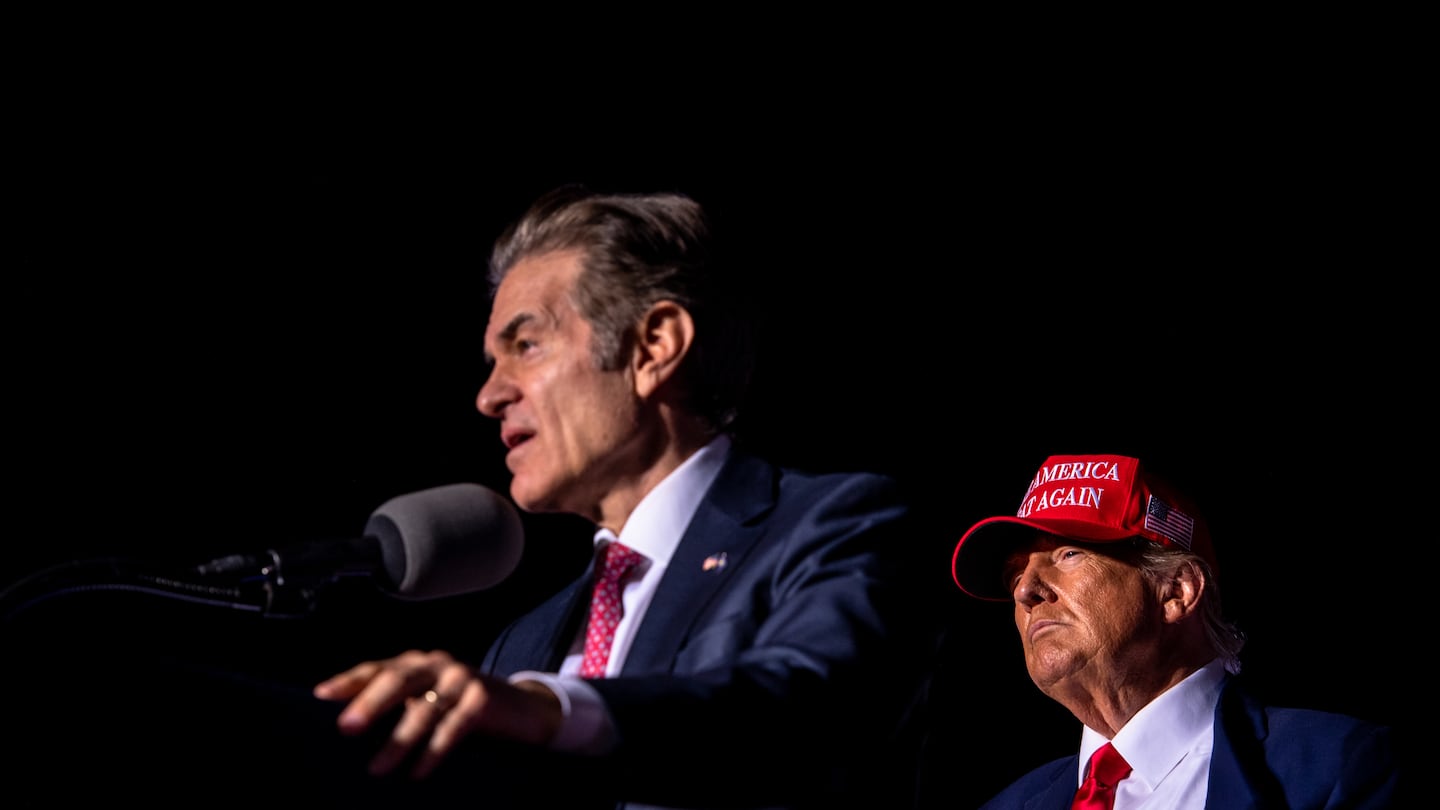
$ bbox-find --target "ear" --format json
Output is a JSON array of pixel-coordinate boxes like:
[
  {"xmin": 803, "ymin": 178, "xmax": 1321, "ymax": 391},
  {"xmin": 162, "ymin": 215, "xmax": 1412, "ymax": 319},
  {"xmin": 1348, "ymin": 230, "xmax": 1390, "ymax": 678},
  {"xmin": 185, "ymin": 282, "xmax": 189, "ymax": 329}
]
[
  {"xmin": 1160, "ymin": 560, "xmax": 1206, "ymax": 624},
  {"xmin": 630, "ymin": 300, "xmax": 695, "ymax": 400}
]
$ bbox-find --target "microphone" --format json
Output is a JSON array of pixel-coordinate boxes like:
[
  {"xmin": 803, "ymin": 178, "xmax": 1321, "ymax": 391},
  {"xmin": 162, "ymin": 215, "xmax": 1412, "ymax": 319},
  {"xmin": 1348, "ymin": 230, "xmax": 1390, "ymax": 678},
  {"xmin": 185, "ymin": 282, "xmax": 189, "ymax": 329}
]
[{"xmin": 194, "ymin": 483, "xmax": 524, "ymax": 601}]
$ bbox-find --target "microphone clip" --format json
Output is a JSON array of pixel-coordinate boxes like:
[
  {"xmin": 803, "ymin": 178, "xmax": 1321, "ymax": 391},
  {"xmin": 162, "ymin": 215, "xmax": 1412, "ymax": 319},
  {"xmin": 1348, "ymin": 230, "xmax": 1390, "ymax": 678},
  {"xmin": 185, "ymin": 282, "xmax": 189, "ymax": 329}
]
[{"xmin": 188, "ymin": 547, "xmax": 340, "ymax": 618}]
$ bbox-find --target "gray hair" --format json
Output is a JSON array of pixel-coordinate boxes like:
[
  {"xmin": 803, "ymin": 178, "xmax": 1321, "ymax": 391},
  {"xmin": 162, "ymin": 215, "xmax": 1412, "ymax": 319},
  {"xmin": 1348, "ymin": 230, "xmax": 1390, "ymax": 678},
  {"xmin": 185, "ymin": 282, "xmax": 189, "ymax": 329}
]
[
  {"xmin": 1134, "ymin": 542, "xmax": 1246, "ymax": 674},
  {"xmin": 489, "ymin": 185, "xmax": 754, "ymax": 433}
]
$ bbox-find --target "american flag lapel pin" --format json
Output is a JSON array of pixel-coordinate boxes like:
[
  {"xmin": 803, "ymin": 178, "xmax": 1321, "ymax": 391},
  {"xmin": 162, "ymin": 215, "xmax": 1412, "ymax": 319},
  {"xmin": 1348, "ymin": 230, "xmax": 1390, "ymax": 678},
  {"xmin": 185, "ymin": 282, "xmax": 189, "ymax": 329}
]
[{"xmin": 702, "ymin": 552, "xmax": 727, "ymax": 572}]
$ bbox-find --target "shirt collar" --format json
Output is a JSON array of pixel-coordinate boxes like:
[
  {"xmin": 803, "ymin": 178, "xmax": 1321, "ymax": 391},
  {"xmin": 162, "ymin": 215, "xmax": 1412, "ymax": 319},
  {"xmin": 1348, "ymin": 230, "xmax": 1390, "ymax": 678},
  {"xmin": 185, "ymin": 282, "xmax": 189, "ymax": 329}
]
[
  {"xmin": 591, "ymin": 434, "xmax": 732, "ymax": 568},
  {"xmin": 1080, "ymin": 659, "xmax": 1227, "ymax": 788}
]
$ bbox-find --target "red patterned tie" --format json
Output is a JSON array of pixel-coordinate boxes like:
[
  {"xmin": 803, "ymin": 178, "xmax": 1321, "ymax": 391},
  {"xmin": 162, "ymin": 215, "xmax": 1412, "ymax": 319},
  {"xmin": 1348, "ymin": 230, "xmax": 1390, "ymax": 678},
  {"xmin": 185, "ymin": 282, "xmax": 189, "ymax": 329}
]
[
  {"xmin": 579, "ymin": 541, "xmax": 644, "ymax": 678},
  {"xmin": 1072, "ymin": 742, "xmax": 1131, "ymax": 810}
]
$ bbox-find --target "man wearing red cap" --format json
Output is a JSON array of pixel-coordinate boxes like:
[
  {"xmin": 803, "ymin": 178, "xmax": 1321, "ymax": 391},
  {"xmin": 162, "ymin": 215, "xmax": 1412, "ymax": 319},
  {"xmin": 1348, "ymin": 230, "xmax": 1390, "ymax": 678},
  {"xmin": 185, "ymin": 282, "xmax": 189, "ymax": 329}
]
[{"xmin": 951, "ymin": 454, "xmax": 1398, "ymax": 809}]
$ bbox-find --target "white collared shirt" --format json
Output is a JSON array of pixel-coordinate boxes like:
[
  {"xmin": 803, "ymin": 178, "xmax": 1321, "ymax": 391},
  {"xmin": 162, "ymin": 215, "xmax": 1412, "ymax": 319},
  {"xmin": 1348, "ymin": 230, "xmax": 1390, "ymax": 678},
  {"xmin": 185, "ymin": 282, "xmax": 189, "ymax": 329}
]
[
  {"xmin": 510, "ymin": 434, "xmax": 732, "ymax": 754},
  {"xmin": 1080, "ymin": 659, "xmax": 1227, "ymax": 810}
]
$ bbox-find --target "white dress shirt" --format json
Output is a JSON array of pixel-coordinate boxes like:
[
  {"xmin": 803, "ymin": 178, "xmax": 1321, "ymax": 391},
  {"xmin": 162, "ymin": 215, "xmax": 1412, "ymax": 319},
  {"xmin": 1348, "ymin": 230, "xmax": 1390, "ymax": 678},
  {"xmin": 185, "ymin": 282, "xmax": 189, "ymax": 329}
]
[
  {"xmin": 509, "ymin": 434, "xmax": 731, "ymax": 754},
  {"xmin": 1081, "ymin": 659, "xmax": 1227, "ymax": 810}
]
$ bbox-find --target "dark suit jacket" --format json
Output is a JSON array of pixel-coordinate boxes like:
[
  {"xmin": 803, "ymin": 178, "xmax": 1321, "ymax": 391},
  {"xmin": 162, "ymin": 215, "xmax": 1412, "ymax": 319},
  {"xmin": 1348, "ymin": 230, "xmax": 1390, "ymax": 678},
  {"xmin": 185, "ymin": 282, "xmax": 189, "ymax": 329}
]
[
  {"xmin": 978, "ymin": 676, "xmax": 1399, "ymax": 809},
  {"xmin": 480, "ymin": 445, "xmax": 944, "ymax": 810}
]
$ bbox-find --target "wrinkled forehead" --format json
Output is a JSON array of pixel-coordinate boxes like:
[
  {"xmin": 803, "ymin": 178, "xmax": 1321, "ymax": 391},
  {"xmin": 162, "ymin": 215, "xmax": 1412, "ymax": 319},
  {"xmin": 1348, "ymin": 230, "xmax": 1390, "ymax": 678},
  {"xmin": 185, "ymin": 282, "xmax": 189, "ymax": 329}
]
[
  {"xmin": 484, "ymin": 251, "xmax": 587, "ymax": 343},
  {"xmin": 492, "ymin": 250, "xmax": 585, "ymax": 309}
]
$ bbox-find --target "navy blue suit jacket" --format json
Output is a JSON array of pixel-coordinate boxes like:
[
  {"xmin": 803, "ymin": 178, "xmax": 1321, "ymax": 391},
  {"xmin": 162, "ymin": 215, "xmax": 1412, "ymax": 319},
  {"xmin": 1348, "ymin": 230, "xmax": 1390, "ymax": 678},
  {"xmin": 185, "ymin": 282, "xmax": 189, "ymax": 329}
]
[
  {"xmin": 978, "ymin": 677, "xmax": 1399, "ymax": 809},
  {"xmin": 481, "ymin": 445, "xmax": 942, "ymax": 809}
]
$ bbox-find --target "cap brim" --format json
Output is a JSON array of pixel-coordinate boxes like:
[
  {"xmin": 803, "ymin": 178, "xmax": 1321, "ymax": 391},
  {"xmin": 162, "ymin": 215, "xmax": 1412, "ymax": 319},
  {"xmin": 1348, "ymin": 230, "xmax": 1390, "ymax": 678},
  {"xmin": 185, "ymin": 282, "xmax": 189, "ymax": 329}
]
[{"xmin": 951, "ymin": 516, "xmax": 1137, "ymax": 601}]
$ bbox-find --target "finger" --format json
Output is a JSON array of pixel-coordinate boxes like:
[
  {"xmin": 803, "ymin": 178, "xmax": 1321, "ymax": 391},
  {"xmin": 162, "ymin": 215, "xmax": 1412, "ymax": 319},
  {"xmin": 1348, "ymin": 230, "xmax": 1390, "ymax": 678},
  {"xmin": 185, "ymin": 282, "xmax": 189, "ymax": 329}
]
[
  {"xmin": 369, "ymin": 686, "xmax": 462, "ymax": 777},
  {"xmin": 428, "ymin": 663, "xmax": 473, "ymax": 708},
  {"xmin": 336, "ymin": 655, "xmax": 439, "ymax": 736},
  {"xmin": 411, "ymin": 678, "xmax": 488, "ymax": 780},
  {"xmin": 312, "ymin": 660, "xmax": 383, "ymax": 701}
]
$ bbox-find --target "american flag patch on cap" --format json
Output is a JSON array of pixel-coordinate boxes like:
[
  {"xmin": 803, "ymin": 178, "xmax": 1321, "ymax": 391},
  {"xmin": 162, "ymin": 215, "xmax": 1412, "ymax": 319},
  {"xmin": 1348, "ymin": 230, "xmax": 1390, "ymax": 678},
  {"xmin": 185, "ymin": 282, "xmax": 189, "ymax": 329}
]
[{"xmin": 1144, "ymin": 495, "xmax": 1195, "ymax": 550}]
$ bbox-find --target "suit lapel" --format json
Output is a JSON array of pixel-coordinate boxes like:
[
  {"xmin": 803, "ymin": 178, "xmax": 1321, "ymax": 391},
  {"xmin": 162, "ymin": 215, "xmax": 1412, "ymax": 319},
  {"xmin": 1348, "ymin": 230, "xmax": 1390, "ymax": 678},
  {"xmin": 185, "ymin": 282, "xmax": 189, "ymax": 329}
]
[
  {"xmin": 619, "ymin": 448, "xmax": 776, "ymax": 674},
  {"xmin": 1032, "ymin": 759, "xmax": 1081, "ymax": 810},
  {"xmin": 484, "ymin": 572, "xmax": 593, "ymax": 676},
  {"xmin": 1205, "ymin": 678, "xmax": 1279, "ymax": 810}
]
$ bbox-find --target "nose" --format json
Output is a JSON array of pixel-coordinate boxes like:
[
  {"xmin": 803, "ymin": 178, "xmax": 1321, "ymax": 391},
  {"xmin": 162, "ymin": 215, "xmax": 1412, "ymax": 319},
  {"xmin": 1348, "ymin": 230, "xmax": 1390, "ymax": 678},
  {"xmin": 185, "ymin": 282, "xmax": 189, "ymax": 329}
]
[
  {"xmin": 476, "ymin": 365, "xmax": 515, "ymax": 419},
  {"xmin": 1013, "ymin": 560, "xmax": 1052, "ymax": 608}
]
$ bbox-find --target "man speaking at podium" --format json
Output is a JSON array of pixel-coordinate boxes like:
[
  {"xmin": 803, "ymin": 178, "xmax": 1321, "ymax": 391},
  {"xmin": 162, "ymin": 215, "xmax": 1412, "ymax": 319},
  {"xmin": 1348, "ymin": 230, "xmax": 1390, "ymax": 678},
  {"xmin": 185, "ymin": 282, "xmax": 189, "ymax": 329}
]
[{"xmin": 310, "ymin": 186, "xmax": 941, "ymax": 810}]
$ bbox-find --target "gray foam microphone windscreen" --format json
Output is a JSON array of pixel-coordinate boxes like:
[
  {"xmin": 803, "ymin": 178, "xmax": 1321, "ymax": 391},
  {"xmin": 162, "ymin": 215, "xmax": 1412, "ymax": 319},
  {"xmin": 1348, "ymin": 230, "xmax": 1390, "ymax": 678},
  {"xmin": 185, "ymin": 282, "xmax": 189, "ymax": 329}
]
[{"xmin": 363, "ymin": 483, "xmax": 524, "ymax": 600}]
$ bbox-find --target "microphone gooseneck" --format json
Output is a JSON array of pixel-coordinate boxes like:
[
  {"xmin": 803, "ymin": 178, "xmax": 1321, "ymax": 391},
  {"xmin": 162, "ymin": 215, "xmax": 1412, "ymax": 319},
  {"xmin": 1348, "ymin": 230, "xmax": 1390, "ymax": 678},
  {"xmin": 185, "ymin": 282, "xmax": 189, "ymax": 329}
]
[{"xmin": 1, "ymin": 483, "xmax": 525, "ymax": 622}]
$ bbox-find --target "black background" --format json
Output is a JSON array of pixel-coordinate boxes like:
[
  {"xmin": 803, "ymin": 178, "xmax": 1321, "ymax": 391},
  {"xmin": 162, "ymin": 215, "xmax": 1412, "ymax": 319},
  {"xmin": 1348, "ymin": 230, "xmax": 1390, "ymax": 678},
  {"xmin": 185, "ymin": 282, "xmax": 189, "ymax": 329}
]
[{"xmin": 6, "ymin": 38, "xmax": 1416, "ymax": 807}]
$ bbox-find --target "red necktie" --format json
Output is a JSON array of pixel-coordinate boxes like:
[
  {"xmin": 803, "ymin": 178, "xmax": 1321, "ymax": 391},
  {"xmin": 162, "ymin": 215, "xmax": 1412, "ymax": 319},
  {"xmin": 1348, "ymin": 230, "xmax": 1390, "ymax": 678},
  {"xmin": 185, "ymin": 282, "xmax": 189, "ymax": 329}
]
[
  {"xmin": 1072, "ymin": 742, "xmax": 1131, "ymax": 810},
  {"xmin": 579, "ymin": 541, "xmax": 644, "ymax": 678}
]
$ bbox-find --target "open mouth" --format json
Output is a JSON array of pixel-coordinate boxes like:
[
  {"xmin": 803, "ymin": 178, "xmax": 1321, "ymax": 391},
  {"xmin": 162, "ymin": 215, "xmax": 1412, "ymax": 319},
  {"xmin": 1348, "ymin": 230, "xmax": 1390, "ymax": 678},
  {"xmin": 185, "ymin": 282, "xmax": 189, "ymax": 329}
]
[{"xmin": 502, "ymin": 428, "xmax": 535, "ymax": 450}]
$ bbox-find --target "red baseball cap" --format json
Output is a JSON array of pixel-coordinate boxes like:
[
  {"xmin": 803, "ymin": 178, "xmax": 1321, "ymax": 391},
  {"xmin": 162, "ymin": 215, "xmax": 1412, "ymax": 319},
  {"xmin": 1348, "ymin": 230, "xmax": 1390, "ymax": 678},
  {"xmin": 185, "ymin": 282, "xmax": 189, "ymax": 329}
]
[{"xmin": 950, "ymin": 454, "xmax": 1216, "ymax": 601}]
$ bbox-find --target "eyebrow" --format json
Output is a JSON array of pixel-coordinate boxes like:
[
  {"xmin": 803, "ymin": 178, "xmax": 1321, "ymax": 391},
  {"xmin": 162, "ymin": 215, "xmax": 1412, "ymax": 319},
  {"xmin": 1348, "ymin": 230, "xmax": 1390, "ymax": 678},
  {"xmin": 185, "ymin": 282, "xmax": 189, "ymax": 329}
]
[{"xmin": 483, "ymin": 311, "xmax": 536, "ymax": 365}]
